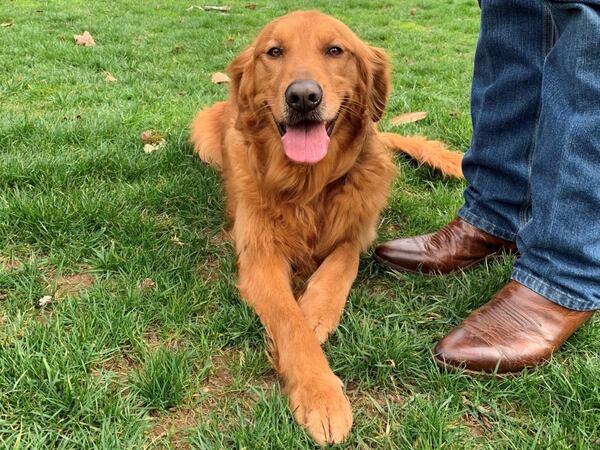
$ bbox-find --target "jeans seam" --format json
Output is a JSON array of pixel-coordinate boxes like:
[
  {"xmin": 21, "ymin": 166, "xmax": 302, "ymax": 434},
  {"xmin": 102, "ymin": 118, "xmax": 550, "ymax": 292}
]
[
  {"xmin": 512, "ymin": 268, "xmax": 597, "ymax": 311},
  {"xmin": 518, "ymin": 6, "xmax": 556, "ymax": 227}
]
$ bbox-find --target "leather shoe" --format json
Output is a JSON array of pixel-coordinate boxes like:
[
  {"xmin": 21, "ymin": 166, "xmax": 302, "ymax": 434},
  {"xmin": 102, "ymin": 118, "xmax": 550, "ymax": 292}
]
[
  {"xmin": 433, "ymin": 281, "xmax": 595, "ymax": 375},
  {"xmin": 374, "ymin": 217, "xmax": 516, "ymax": 275}
]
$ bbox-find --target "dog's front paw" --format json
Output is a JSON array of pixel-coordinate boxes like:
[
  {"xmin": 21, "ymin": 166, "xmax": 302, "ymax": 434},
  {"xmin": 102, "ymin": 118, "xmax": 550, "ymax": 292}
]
[{"xmin": 287, "ymin": 374, "xmax": 353, "ymax": 446}]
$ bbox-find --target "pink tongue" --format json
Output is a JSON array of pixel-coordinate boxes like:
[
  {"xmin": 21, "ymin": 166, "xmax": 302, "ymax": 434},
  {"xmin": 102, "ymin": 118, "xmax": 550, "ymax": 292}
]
[{"xmin": 281, "ymin": 122, "xmax": 329, "ymax": 164}]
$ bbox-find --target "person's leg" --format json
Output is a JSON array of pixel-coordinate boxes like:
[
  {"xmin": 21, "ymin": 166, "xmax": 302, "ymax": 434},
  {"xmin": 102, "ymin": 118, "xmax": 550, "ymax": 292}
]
[
  {"xmin": 433, "ymin": 0, "xmax": 599, "ymax": 375},
  {"xmin": 458, "ymin": 0, "xmax": 554, "ymax": 242},
  {"xmin": 512, "ymin": 0, "xmax": 600, "ymax": 312},
  {"xmin": 374, "ymin": 0, "xmax": 549, "ymax": 274}
]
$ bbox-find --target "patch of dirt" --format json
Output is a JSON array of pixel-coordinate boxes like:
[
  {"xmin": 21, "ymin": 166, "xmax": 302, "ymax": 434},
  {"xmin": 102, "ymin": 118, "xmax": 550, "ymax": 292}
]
[
  {"xmin": 462, "ymin": 412, "xmax": 487, "ymax": 438},
  {"xmin": 146, "ymin": 350, "xmax": 278, "ymax": 448},
  {"xmin": 210, "ymin": 229, "xmax": 232, "ymax": 246},
  {"xmin": 143, "ymin": 329, "xmax": 187, "ymax": 351},
  {"xmin": 0, "ymin": 256, "xmax": 22, "ymax": 271},
  {"xmin": 90, "ymin": 353, "xmax": 139, "ymax": 386},
  {"xmin": 196, "ymin": 255, "xmax": 221, "ymax": 283},
  {"xmin": 149, "ymin": 407, "xmax": 198, "ymax": 450},
  {"xmin": 45, "ymin": 272, "xmax": 95, "ymax": 299},
  {"xmin": 348, "ymin": 384, "xmax": 405, "ymax": 416}
]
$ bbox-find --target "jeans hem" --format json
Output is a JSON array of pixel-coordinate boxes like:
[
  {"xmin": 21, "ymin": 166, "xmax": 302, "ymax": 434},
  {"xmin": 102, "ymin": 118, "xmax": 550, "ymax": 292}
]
[
  {"xmin": 512, "ymin": 268, "xmax": 598, "ymax": 311},
  {"xmin": 457, "ymin": 207, "xmax": 517, "ymax": 242}
]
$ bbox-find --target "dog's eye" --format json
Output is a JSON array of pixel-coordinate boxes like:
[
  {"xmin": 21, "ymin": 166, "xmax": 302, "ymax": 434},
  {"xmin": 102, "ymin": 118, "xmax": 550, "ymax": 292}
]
[
  {"xmin": 267, "ymin": 47, "xmax": 283, "ymax": 58},
  {"xmin": 326, "ymin": 46, "xmax": 343, "ymax": 57}
]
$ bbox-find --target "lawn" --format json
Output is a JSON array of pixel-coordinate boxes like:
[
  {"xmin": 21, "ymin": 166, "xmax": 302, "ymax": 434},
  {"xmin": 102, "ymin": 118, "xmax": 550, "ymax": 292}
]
[{"xmin": 1, "ymin": 0, "xmax": 599, "ymax": 448}]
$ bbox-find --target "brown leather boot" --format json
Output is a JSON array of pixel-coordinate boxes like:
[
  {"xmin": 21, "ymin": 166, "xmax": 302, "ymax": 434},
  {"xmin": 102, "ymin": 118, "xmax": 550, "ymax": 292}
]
[
  {"xmin": 374, "ymin": 217, "xmax": 517, "ymax": 275},
  {"xmin": 434, "ymin": 281, "xmax": 595, "ymax": 375}
]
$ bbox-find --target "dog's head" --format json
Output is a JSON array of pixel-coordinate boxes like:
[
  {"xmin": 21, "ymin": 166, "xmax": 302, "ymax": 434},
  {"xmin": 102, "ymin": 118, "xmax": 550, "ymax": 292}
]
[{"xmin": 227, "ymin": 11, "xmax": 390, "ymax": 165}]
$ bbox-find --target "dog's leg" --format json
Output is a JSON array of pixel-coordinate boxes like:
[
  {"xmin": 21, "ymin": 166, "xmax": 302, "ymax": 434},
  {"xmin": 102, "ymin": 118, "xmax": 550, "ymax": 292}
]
[
  {"xmin": 298, "ymin": 242, "xmax": 360, "ymax": 344},
  {"xmin": 237, "ymin": 248, "xmax": 353, "ymax": 446}
]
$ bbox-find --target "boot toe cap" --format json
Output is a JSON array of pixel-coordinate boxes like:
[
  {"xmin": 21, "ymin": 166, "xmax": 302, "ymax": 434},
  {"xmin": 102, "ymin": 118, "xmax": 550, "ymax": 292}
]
[{"xmin": 433, "ymin": 329, "xmax": 507, "ymax": 373}]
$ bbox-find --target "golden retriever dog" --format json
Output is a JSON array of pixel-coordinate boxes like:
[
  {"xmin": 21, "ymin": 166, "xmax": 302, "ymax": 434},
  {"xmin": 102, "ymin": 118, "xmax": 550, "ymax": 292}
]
[{"xmin": 190, "ymin": 10, "xmax": 462, "ymax": 445}]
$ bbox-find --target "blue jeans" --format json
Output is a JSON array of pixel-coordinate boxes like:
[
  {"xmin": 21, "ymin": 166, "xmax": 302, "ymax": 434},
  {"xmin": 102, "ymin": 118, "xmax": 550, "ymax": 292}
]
[{"xmin": 458, "ymin": 0, "xmax": 600, "ymax": 311}]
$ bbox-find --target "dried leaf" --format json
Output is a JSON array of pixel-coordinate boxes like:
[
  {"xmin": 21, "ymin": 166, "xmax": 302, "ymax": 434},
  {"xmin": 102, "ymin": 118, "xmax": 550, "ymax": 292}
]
[
  {"xmin": 144, "ymin": 142, "xmax": 165, "ymax": 154},
  {"xmin": 201, "ymin": 5, "xmax": 231, "ymax": 12},
  {"xmin": 1, "ymin": 22, "xmax": 14, "ymax": 28},
  {"xmin": 38, "ymin": 295, "xmax": 53, "ymax": 308},
  {"xmin": 140, "ymin": 129, "xmax": 164, "ymax": 145},
  {"xmin": 171, "ymin": 235, "xmax": 185, "ymax": 246},
  {"xmin": 187, "ymin": 5, "xmax": 231, "ymax": 12},
  {"xmin": 103, "ymin": 71, "xmax": 117, "ymax": 82},
  {"xmin": 449, "ymin": 111, "xmax": 462, "ymax": 117},
  {"xmin": 74, "ymin": 30, "xmax": 96, "ymax": 47},
  {"xmin": 141, "ymin": 130, "xmax": 166, "ymax": 154},
  {"xmin": 389, "ymin": 111, "xmax": 428, "ymax": 125},
  {"xmin": 211, "ymin": 72, "xmax": 230, "ymax": 84},
  {"xmin": 245, "ymin": 3, "xmax": 257, "ymax": 9},
  {"xmin": 172, "ymin": 44, "xmax": 185, "ymax": 54},
  {"xmin": 139, "ymin": 278, "xmax": 156, "ymax": 290}
]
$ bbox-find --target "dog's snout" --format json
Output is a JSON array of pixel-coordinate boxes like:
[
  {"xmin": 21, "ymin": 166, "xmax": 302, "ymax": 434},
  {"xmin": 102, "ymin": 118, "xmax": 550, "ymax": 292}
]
[{"xmin": 285, "ymin": 79, "xmax": 323, "ymax": 114}]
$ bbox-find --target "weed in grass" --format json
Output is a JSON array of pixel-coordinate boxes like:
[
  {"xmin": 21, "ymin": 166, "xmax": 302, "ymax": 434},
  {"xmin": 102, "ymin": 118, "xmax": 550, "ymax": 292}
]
[{"xmin": 130, "ymin": 346, "xmax": 192, "ymax": 410}]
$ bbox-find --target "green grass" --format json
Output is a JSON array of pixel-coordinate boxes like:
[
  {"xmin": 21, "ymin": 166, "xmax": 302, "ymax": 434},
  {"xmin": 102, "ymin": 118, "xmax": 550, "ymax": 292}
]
[{"xmin": 1, "ymin": 0, "xmax": 598, "ymax": 448}]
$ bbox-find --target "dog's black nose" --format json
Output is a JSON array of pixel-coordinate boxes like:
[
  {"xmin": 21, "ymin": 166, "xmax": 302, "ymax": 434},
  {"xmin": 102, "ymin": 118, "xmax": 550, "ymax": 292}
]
[{"xmin": 285, "ymin": 79, "xmax": 323, "ymax": 114}]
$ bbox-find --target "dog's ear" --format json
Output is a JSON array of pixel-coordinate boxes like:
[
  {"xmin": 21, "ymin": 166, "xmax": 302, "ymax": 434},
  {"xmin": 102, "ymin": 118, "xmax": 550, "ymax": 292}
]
[
  {"xmin": 227, "ymin": 46, "xmax": 255, "ymax": 108},
  {"xmin": 366, "ymin": 46, "xmax": 390, "ymax": 122}
]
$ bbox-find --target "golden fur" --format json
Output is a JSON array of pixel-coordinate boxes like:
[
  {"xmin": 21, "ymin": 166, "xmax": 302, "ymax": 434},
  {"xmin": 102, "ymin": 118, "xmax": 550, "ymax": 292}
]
[{"xmin": 190, "ymin": 11, "xmax": 463, "ymax": 445}]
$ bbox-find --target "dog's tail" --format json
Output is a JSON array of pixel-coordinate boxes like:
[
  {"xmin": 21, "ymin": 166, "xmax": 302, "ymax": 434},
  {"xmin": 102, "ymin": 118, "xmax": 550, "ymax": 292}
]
[
  {"xmin": 190, "ymin": 101, "xmax": 228, "ymax": 170},
  {"xmin": 379, "ymin": 132, "xmax": 464, "ymax": 178}
]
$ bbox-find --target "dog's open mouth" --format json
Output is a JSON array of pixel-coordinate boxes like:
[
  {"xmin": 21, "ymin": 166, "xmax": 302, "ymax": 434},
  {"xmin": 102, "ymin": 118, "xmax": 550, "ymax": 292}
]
[{"xmin": 277, "ymin": 116, "xmax": 338, "ymax": 164}]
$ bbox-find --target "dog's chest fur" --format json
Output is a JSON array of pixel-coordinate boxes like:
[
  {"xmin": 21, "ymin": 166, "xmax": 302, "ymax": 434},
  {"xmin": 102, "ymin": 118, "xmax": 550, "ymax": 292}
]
[{"xmin": 227, "ymin": 140, "xmax": 396, "ymax": 278}]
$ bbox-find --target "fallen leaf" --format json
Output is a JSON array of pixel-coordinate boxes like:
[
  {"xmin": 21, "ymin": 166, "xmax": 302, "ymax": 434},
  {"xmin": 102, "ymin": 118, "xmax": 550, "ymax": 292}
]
[
  {"xmin": 0, "ymin": 292, "xmax": 7, "ymax": 300},
  {"xmin": 245, "ymin": 3, "xmax": 257, "ymax": 9},
  {"xmin": 172, "ymin": 44, "xmax": 185, "ymax": 54},
  {"xmin": 409, "ymin": 8, "xmax": 417, "ymax": 16},
  {"xmin": 140, "ymin": 129, "xmax": 164, "ymax": 144},
  {"xmin": 141, "ymin": 130, "xmax": 166, "ymax": 154},
  {"xmin": 38, "ymin": 295, "xmax": 53, "ymax": 308},
  {"xmin": 449, "ymin": 111, "xmax": 462, "ymax": 117},
  {"xmin": 1, "ymin": 22, "xmax": 14, "ymax": 28},
  {"xmin": 187, "ymin": 5, "xmax": 231, "ymax": 12},
  {"xmin": 139, "ymin": 278, "xmax": 156, "ymax": 290},
  {"xmin": 74, "ymin": 30, "xmax": 96, "ymax": 47},
  {"xmin": 171, "ymin": 235, "xmax": 185, "ymax": 246},
  {"xmin": 389, "ymin": 111, "xmax": 428, "ymax": 125},
  {"xmin": 211, "ymin": 72, "xmax": 230, "ymax": 84},
  {"xmin": 144, "ymin": 142, "xmax": 165, "ymax": 154},
  {"xmin": 103, "ymin": 71, "xmax": 117, "ymax": 82},
  {"xmin": 201, "ymin": 5, "xmax": 231, "ymax": 12}
]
